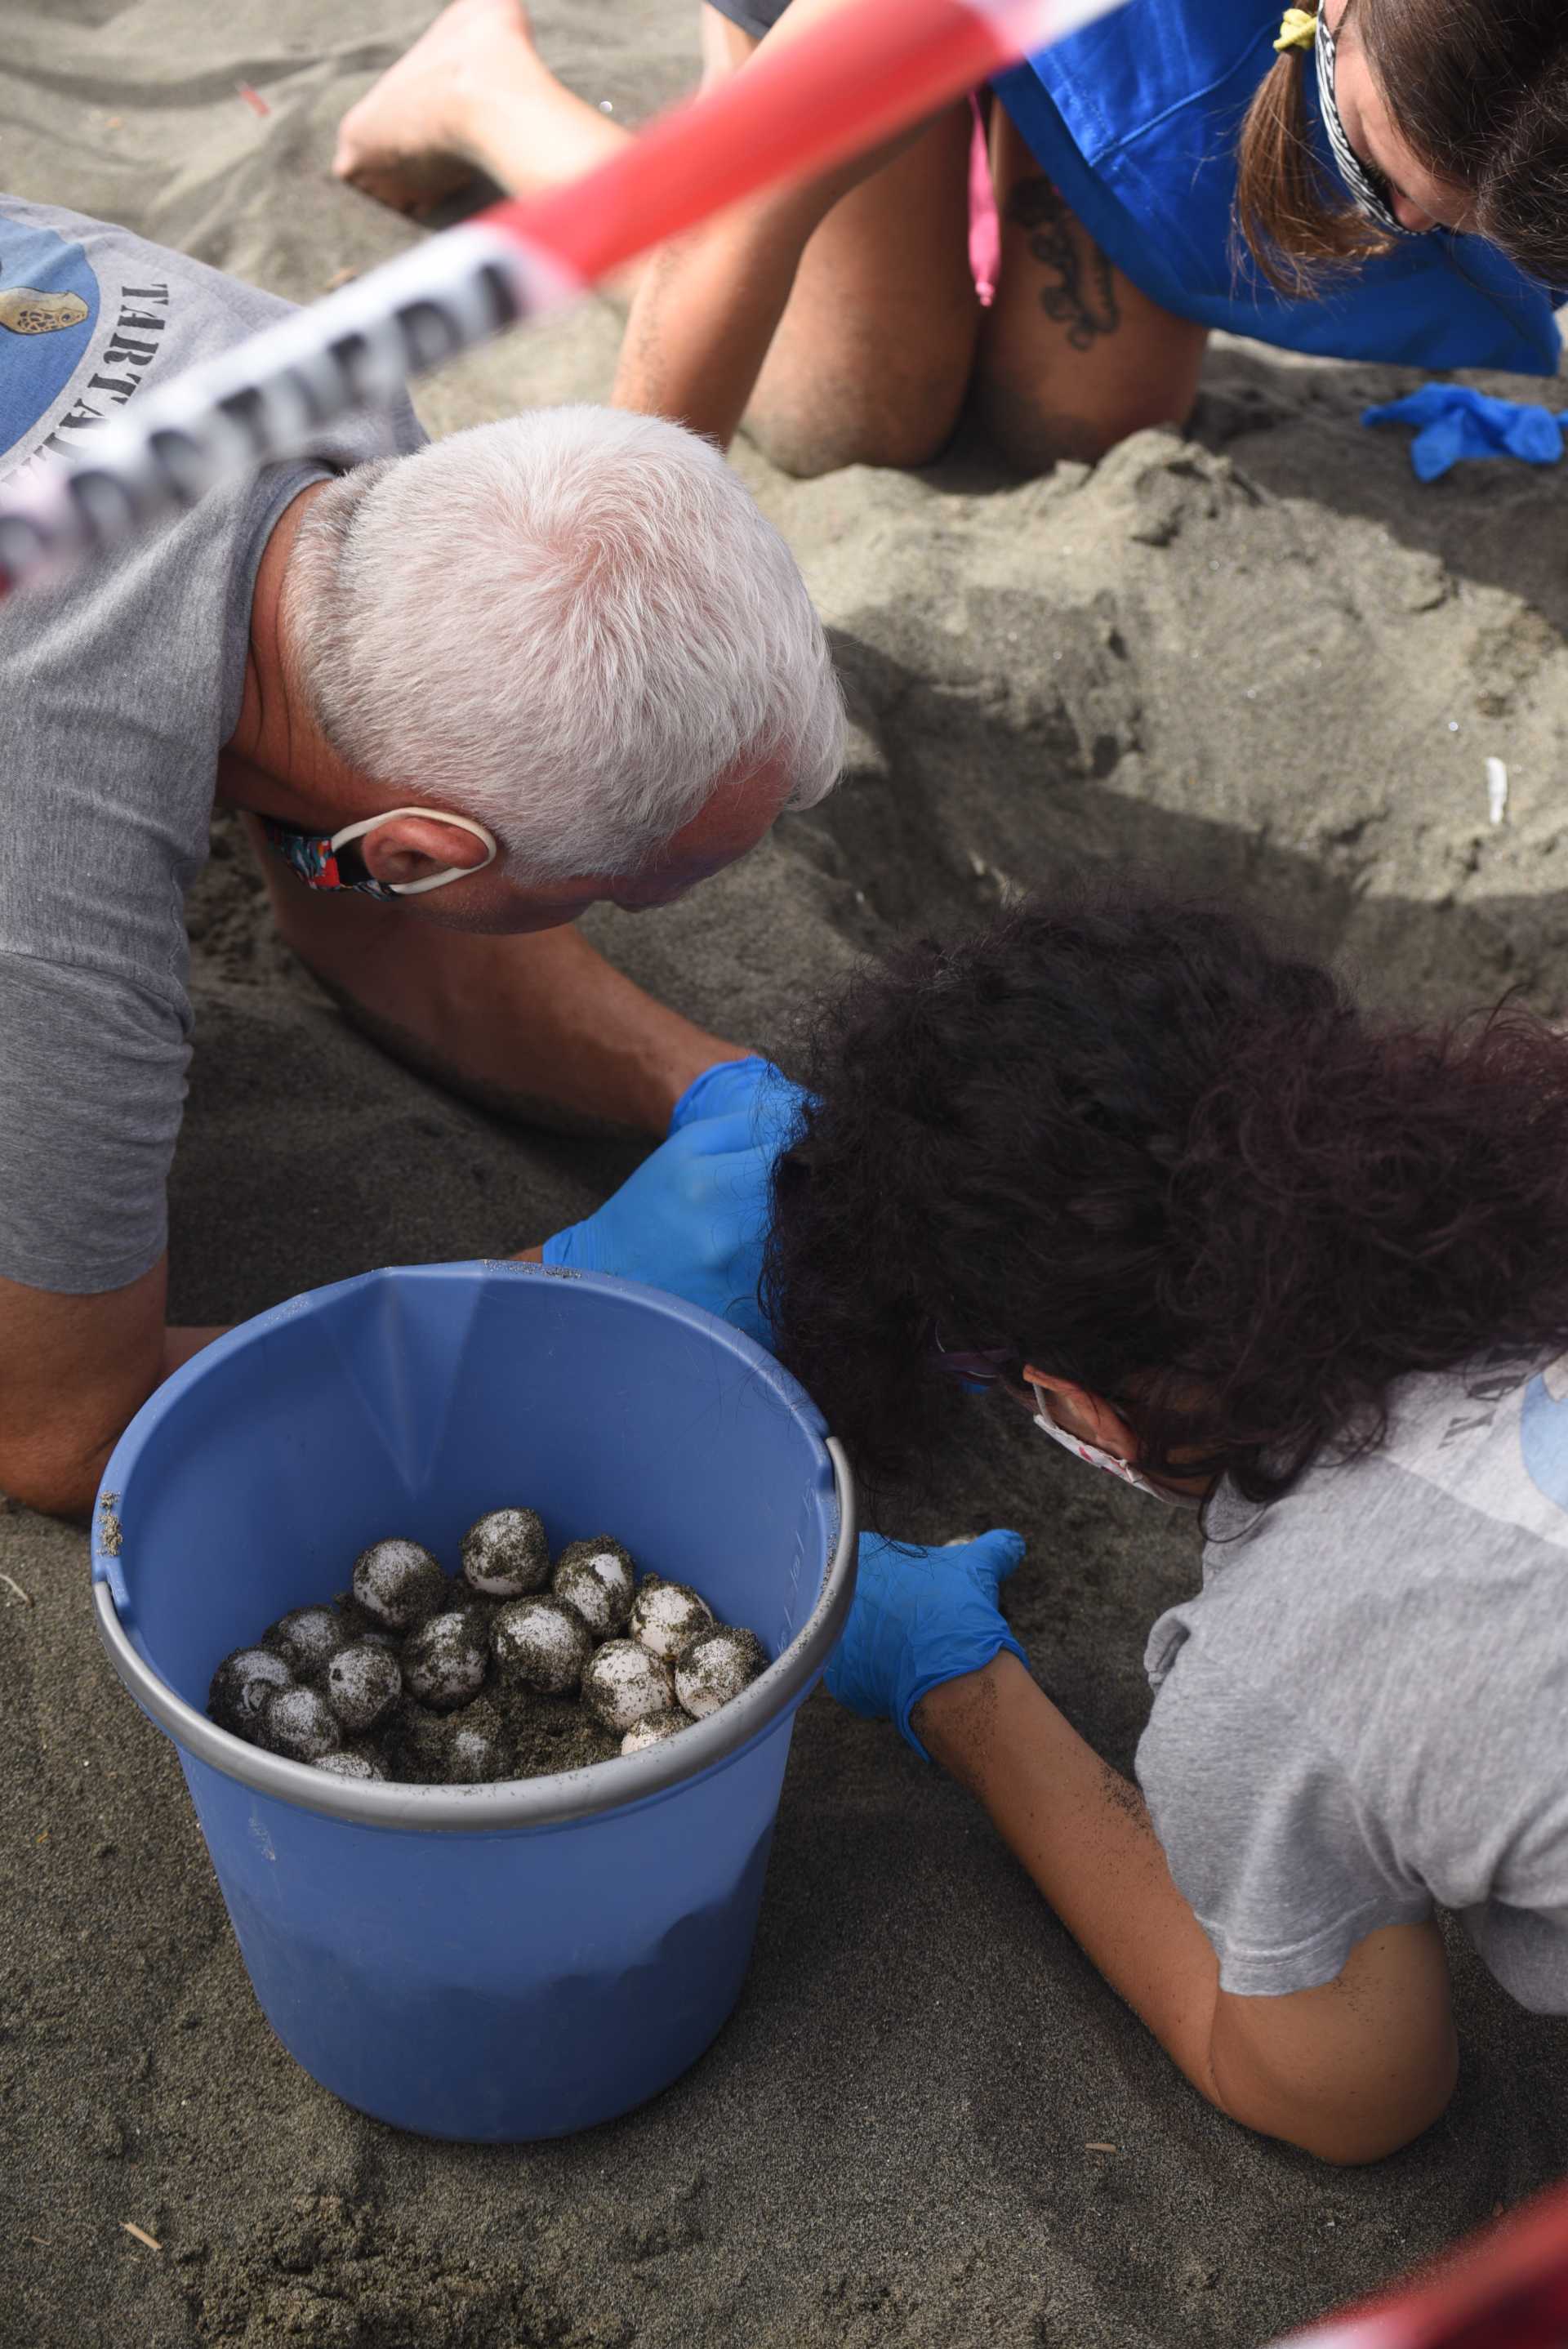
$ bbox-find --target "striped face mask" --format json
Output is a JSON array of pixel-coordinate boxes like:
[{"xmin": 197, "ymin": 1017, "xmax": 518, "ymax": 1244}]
[
  {"xmin": 1313, "ymin": 11, "xmax": 1426, "ymax": 239},
  {"xmin": 261, "ymin": 807, "xmax": 498, "ymax": 901},
  {"xmin": 1028, "ymin": 1383, "xmax": 1205, "ymax": 1511}
]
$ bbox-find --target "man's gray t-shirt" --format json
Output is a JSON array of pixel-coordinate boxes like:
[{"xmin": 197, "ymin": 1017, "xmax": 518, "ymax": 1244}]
[
  {"xmin": 1138, "ymin": 1353, "xmax": 1568, "ymax": 2012},
  {"xmin": 0, "ymin": 196, "xmax": 423, "ymax": 1292}
]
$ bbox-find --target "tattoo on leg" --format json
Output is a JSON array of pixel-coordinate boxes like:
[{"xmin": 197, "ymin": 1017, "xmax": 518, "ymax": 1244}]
[{"xmin": 1007, "ymin": 176, "xmax": 1120, "ymax": 350}]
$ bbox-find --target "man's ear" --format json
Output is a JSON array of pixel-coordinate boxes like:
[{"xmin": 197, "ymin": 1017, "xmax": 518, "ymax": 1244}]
[
  {"xmin": 1022, "ymin": 1366, "xmax": 1138, "ymax": 1459},
  {"xmin": 358, "ymin": 812, "xmax": 494, "ymax": 889}
]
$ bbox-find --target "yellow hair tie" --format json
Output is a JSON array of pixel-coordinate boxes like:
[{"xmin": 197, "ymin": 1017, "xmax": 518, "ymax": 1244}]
[{"xmin": 1273, "ymin": 7, "xmax": 1317, "ymax": 51}]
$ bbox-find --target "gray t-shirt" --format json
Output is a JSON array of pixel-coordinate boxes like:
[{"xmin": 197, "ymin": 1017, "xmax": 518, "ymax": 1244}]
[
  {"xmin": 1138, "ymin": 1353, "xmax": 1568, "ymax": 2012},
  {"xmin": 0, "ymin": 195, "xmax": 422, "ymax": 1292}
]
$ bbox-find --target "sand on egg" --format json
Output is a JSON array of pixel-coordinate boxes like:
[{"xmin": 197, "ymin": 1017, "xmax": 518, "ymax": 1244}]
[
  {"xmin": 552, "ymin": 1536, "xmax": 635, "ymax": 1638},
  {"xmin": 675, "ymin": 1626, "xmax": 768, "ymax": 1718},
  {"xmin": 324, "ymin": 1640, "xmax": 402, "ymax": 1734},
  {"xmin": 442, "ymin": 1696, "xmax": 514, "ymax": 1785},
  {"xmin": 350, "ymin": 1537, "xmax": 447, "ymax": 1632},
  {"xmin": 621, "ymin": 1709, "xmax": 690, "ymax": 1756},
  {"xmin": 265, "ymin": 1605, "xmax": 350, "ymax": 1677},
  {"xmin": 492, "ymin": 1594, "xmax": 593, "ymax": 1696},
  {"xmin": 261, "ymin": 1683, "xmax": 342, "ymax": 1763},
  {"xmin": 208, "ymin": 1644, "xmax": 293, "ymax": 1735},
  {"xmin": 461, "ymin": 1507, "xmax": 550, "ymax": 1598},
  {"xmin": 582, "ymin": 1639, "xmax": 676, "ymax": 1732},
  {"xmin": 403, "ymin": 1607, "xmax": 490, "ymax": 1709},
  {"xmin": 628, "ymin": 1576, "xmax": 715, "ymax": 1662},
  {"xmin": 314, "ymin": 1743, "xmax": 388, "ymax": 1781},
  {"xmin": 211, "ymin": 1518, "xmax": 764, "ymax": 1790}
]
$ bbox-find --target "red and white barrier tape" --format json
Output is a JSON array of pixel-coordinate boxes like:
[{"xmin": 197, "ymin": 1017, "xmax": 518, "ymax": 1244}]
[
  {"xmin": 1267, "ymin": 2180, "xmax": 1568, "ymax": 2349},
  {"xmin": 0, "ymin": 0, "xmax": 1121, "ymax": 595}
]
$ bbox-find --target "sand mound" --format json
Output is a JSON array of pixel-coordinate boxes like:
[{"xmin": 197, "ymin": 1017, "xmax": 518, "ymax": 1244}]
[{"xmin": 3, "ymin": 6, "xmax": 1568, "ymax": 2345}]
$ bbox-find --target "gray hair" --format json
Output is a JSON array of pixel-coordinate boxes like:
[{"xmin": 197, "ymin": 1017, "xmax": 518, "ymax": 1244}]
[{"xmin": 283, "ymin": 406, "xmax": 844, "ymax": 880}]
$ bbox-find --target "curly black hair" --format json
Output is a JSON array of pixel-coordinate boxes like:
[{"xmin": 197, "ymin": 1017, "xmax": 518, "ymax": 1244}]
[{"xmin": 762, "ymin": 893, "xmax": 1568, "ymax": 1504}]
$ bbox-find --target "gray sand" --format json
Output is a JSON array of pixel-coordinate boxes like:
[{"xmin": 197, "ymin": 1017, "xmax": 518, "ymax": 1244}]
[{"xmin": 3, "ymin": 6, "xmax": 1568, "ymax": 2344}]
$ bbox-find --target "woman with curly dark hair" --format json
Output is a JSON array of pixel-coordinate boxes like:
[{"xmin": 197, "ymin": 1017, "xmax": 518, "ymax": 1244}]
[{"xmin": 753, "ymin": 892, "xmax": 1568, "ymax": 2164}]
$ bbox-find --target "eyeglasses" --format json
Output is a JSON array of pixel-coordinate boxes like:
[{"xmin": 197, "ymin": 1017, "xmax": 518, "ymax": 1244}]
[{"xmin": 929, "ymin": 1327, "xmax": 1018, "ymax": 1388}]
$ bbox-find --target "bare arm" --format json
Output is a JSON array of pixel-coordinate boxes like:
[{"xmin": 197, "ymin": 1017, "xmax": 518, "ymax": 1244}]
[
  {"xmin": 915, "ymin": 1654, "xmax": 1459, "ymax": 2164},
  {"xmin": 0, "ymin": 1259, "xmax": 221, "ymax": 1518}
]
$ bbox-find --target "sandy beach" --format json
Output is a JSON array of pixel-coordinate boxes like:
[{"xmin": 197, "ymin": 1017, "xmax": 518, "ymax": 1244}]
[{"xmin": 3, "ymin": 3, "xmax": 1568, "ymax": 2342}]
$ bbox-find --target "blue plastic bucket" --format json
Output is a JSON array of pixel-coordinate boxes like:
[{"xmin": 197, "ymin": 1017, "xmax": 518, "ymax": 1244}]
[{"xmin": 91, "ymin": 1261, "xmax": 854, "ymax": 2142}]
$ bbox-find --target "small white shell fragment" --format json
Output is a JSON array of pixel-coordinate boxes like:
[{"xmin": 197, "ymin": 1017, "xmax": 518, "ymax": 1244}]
[
  {"xmin": 492, "ymin": 1595, "xmax": 593, "ymax": 1695},
  {"xmin": 552, "ymin": 1538, "xmax": 635, "ymax": 1639},
  {"xmin": 628, "ymin": 1578, "xmax": 714, "ymax": 1662},
  {"xmin": 1486, "ymin": 756, "xmax": 1509, "ymax": 826},
  {"xmin": 461, "ymin": 1507, "xmax": 550, "ymax": 1598},
  {"xmin": 675, "ymin": 1626, "xmax": 767, "ymax": 1718},
  {"xmin": 582, "ymin": 1640, "xmax": 675, "ymax": 1732},
  {"xmin": 621, "ymin": 1710, "xmax": 689, "ymax": 1756}
]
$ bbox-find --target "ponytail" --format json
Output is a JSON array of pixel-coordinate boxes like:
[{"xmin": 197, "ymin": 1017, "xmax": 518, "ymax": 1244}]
[{"xmin": 1234, "ymin": 40, "xmax": 1392, "ymax": 294}]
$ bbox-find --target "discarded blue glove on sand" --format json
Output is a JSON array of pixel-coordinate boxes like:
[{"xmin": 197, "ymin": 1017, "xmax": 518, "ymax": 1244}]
[
  {"xmin": 1363, "ymin": 384, "xmax": 1567, "ymax": 481},
  {"xmin": 541, "ymin": 1058, "xmax": 807, "ymax": 1345},
  {"xmin": 827, "ymin": 1529, "xmax": 1030, "ymax": 1762}
]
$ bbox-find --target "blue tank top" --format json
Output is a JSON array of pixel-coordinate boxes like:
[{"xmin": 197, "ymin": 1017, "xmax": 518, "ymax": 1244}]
[{"xmin": 993, "ymin": 0, "xmax": 1560, "ymax": 375}]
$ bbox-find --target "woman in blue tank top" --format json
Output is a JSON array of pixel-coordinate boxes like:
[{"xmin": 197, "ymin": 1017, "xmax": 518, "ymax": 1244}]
[{"xmin": 336, "ymin": 0, "xmax": 1568, "ymax": 476}]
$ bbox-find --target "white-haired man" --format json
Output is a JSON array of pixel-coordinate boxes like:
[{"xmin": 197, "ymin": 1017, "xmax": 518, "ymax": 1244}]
[{"xmin": 0, "ymin": 196, "xmax": 843, "ymax": 1516}]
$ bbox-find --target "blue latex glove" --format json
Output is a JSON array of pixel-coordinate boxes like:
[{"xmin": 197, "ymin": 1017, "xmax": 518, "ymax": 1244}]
[
  {"xmin": 667, "ymin": 1053, "xmax": 803, "ymax": 1144},
  {"xmin": 827, "ymin": 1529, "xmax": 1030, "ymax": 1762},
  {"xmin": 1363, "ymin": 385, "xmax": 1567, "ymax": 482},
  {"xmin": 541, "ymin": 1059, "xmax": 807, "ymax": 1344}
]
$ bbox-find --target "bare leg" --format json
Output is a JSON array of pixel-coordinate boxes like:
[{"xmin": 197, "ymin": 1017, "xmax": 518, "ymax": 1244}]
[
  {"xmin": 975, "ymin": 108, "xmax": 1209, "ymax": 473},
  {"xmin": 337, "ymin": 0, "xmax": 979, "ymax": 472},
  {"xmin": 611, "ymin": 8, "xmax": 977, "ymax": 471},
  {"xmin": 252, "ymin": 826, "xmax": 746, "ymax": 1135}
]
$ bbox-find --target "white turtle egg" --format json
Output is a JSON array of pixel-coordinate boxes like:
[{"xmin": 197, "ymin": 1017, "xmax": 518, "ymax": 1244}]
[{"xmin": 582, "ymin": 1640, "xmax": 675, "ymax": 1732}]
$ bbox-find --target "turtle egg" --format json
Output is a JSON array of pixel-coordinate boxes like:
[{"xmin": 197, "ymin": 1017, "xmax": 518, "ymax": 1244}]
[
  {"xmin": 628, "ymin": 1577, "xmax": 715, "ymax": 1662},
  {"xmin": 552, "ymin": 1538, "xmax": 635, "ymax": 1639},
  {"xmin": 675, "ymin": 1626, "xmax": 767, "ymax": 1718},
  {"xmin": 209, "ymin": 1645, "xmax": 292, "ymax": 1738},
  {"xmin": 492, "ymin": 1596, "xmax": 592, "ymax": 1696},
  {"xmin": 325, "ymin": 1641, "xmax": 403, "ymax": 1734},
  {"xmin": 403, "ymin": 1608, "xmax": 490, "ymax": 1709},
  {"xmin": 351, "ymin": 1537, "xmax": 446, "ymax": 1632},
  {"xmin": 582, "ymin": 1640, "xmax": 675, "ymax": 1732},
  {"xmin": 461, "ymin": 1507, "xmax": 550, "ymax": 1598},
  {"xmin": 444, "ymin": 1703, "xmax": 512, "ymax": 1785},
  {"xmin": 621, "ymin": 1710, "xmax": 689, "ymax": 1756},
  {"xmin": 314, "ymin": 1745, "xmax": 388, "ymax": 1781},
  {"xmin": 261, "ymin": 1683, "xmax": 342, "ymax": 1763},
  {"xmin": 266, "ymin": 1605, "xmax": 350, "ymax": 1677}
]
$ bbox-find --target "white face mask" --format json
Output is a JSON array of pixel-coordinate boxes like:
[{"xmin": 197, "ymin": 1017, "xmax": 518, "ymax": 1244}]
[{"xmin": 1029, "ymin": 1381, "xmax": 1203, "ymax": 1511}]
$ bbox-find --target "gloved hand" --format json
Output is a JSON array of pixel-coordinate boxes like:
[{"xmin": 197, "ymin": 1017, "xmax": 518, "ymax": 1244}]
[
  {"xmin": 541, "ymin": 1057, "xmax": 806, "ymax": 1345},
  {"xmin": 827, "ymin": 1528, "xmax": 1030, "ymax": 1762},
  {"xmin": 1363, "ymin": 385, "xmax": 1566, "ymax": 482},
  {"xmin": 667, "ymin": 1053, "xmax": 804, "ymax": 1146}
]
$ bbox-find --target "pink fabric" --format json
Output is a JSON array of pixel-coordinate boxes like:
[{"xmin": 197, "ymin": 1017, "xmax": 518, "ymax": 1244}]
[{"xmin": 968, "ymin": 94, "xmax": 1000, "ymax": 305}]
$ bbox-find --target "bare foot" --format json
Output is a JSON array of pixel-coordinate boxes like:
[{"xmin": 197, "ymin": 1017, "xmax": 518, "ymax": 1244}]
[{"xmin": 333, "ymin": 0, "xmax": 546, "ymax": 216}]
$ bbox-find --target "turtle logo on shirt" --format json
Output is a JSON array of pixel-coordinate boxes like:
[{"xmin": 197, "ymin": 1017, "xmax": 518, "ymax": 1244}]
[{"xmin": 0, "ymin": 286, "xmax": 90, "ymax": 335}]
